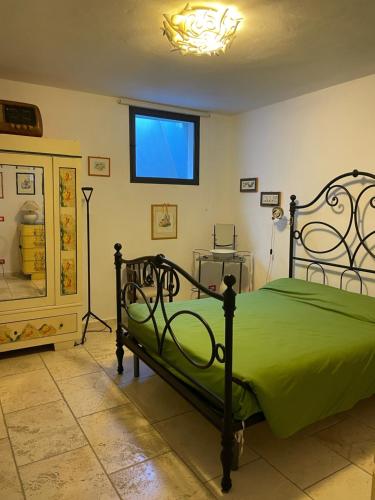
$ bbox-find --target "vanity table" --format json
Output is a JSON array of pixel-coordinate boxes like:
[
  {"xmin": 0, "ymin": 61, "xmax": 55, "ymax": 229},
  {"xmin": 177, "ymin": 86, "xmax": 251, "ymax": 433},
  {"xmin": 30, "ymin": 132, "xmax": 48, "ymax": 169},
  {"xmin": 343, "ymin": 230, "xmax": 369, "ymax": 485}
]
[
  {"xmin": 0, "ymin": 135, "xmax": 82, "ymax": 351},
  {"xmin": 192, "ymin": 224, "xmax": 253, "ymax": 297},
  {"xmin": 193, "ymin": 251, "xmax": 253, "ymax": 298}
]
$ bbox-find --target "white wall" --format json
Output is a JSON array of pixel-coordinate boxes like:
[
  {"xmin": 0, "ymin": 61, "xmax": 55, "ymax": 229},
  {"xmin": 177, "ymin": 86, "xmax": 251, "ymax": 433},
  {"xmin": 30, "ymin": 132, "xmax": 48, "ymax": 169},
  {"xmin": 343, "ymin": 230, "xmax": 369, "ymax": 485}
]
[
  {"xmin": 0, "ymin": 78, "xmax": 236, "ymax": 319},
  {"xmin": 233, "ymin": 74, "xmax": 375, "ymax": 293}
]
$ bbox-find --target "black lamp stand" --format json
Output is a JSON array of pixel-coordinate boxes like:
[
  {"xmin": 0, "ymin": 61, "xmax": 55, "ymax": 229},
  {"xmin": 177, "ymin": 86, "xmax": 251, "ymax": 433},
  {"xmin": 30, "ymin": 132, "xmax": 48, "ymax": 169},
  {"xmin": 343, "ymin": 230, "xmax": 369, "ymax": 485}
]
[{"xmin": 81, "ymin": 187, "xmax": 112, "ymax": 343}]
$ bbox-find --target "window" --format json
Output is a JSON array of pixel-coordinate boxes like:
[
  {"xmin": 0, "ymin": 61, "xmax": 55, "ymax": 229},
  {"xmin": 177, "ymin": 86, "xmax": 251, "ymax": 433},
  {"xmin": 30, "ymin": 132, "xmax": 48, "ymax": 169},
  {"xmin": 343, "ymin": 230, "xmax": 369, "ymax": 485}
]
[{"xmin": 129, "ymin": 106, "xmax": 200, "ymax": 185}]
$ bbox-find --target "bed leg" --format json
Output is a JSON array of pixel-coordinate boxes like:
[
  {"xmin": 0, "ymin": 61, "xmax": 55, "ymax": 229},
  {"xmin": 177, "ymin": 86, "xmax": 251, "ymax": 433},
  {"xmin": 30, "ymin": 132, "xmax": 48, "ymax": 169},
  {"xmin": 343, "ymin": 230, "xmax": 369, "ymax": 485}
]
[
  {"xmin": 134, "ymin": 355, "xmax": 140, "ymax": 377},
  {"xmin": 114, "ymin": 243, "xmax": 124, "ymax": 375},
  {"xmin": 116, "ymin": 342, "xmax": 124, "ymax": 374},
  {"xmin": 221, "ymin": 274, "xmax": 236, "ymax": 493},
  {"xmin": 221, "ymin": 431, "xmax": 233, "ymax": 492},
  {"xmin": 231, "ymin": 437, "xmax": 240, "ymax": 471}
]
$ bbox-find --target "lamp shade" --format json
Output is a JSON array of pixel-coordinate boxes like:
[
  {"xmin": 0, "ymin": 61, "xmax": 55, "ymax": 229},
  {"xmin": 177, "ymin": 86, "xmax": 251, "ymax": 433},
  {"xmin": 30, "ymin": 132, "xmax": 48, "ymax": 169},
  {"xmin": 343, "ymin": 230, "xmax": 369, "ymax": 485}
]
[{"xmin": 20, "ymin": 201, "xmax": 40, "ymax": 212}]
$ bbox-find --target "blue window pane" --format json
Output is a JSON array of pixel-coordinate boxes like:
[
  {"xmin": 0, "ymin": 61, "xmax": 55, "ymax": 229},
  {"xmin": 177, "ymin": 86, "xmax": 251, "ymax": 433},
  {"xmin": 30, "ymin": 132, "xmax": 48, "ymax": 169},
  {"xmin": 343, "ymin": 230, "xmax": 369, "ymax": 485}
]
[{"xmin": 135, "ymin": 115, "xmax": 195, "ymax": 179}]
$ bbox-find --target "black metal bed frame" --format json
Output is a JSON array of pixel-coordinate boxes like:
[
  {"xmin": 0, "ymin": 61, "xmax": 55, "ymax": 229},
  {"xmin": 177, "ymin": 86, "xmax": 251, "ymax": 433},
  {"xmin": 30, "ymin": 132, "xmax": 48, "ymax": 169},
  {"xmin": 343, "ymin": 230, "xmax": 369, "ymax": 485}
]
[
  {"xmin": 289, "ymin": 169, "xmax": 375, "ymax": 288},
  {"xmin": 114, "ymin": 169, "xmax": 375, "ymax": 493}
]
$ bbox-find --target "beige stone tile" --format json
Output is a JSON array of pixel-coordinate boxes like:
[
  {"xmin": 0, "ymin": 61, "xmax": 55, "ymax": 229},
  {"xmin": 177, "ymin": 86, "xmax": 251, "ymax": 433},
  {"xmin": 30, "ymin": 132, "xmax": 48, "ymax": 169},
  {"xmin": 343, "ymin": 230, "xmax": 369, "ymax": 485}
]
[
  {"xmin": 20, "ymin": 445, "xmax": 119, "ymax": 499},
  {"xmin": 110, "ymin": 451, "xmax": 212, "ymax": 499},
  {"xmin": 57, "ymin": 371, "xmax": 129, "ymax": 417},
  {"xmin": 155, "ymin": 410, "xmax": 258, "ymax": 482},
  {"xmin": 298, "ymin": 412, "xmax": 347, "ymax": 436},
  {"xmin": 96, "ymin": 353, "xmax": 154, "ymax": 388},
  {"xmin": 41, "ymin": 346, "xmax": 101, "ymax": 381},
  {"xmin": 0, "ymin": 352, "xmax": 44, "ymax": 378},
  {"xmin": 316, "ymin": 416, "xmax": 375, "ymax": 474},
  {"xmin": 123, "ymin": 375, "xmax": 192, "ymax": 423},
  {"xmin": 245, "ymin": 421, "xmax": 349, "ymax": 489},
  {"xmin": 206, "ymin": 458, "xmax": 308, "ymax": 499},
  {"xmin": 6, "ymin": 399, "xmax": 87, "ymax": 466},
  {"xmin": 10, "ymin": 289, "xmax": 39, "ymax": 299},
  {"xmin": 0, "ymin": 407, "xmax": 6, "ymax": 439},
  {"xmin": 7, "ymin": 279, "xmax": 36, "ymax": 290},
  {"xmin": 306, "ymin": 464, "xmax": 372, "ymax": 500},
  {"xmin": 79, "ymin": 403, "xmax": 169, "ymax": 473},
  {"xmin": 83, "ymin": 329, "xmax": 117, "ymax": 359},
  {"xmin": 0, "ymin": 369, "xmax": 61, "ymax": 414},
  {"xmin": 0, "ymin": 438, "xmax": 23, "ymax": 499},
  {"xmin": 348, "ymin": 395, "xmax": 375, "ymax": 429},
  {"xmin": 0, "ymin": 289, "xmax": 11, "ymax": 300}
]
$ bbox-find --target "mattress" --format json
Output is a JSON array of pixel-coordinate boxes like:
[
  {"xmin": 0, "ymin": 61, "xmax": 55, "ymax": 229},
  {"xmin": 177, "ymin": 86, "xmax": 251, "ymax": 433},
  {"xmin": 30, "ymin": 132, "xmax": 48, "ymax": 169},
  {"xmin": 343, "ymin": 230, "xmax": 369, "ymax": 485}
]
[{"xmin": 127, "ymin": 278, "xmax": 375, "ymax": 437}]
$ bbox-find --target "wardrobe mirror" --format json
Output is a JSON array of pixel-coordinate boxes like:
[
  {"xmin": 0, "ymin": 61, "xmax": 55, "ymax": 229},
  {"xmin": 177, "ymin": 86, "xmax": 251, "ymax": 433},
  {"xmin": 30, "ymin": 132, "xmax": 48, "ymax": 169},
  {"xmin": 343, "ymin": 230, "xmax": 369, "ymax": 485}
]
[{"xmin": 0, "ymin": 164, "xmax": 46, "ymax": 301}]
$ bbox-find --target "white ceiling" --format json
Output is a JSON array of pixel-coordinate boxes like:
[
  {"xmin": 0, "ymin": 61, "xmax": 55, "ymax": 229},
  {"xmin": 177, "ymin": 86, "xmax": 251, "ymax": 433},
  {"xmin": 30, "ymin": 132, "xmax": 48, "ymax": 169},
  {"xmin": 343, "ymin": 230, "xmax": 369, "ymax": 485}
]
[{"xmin": 1, "ymin": 0, "xmax": 375, "ymax": 113}]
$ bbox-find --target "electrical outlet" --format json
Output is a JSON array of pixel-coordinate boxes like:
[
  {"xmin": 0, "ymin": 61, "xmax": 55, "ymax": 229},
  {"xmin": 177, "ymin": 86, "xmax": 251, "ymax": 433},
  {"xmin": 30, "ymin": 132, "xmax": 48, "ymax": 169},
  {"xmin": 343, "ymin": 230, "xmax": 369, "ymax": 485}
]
[{"xmin": 0, "ymin": 259, "xmax": 5, "ymax": 265}]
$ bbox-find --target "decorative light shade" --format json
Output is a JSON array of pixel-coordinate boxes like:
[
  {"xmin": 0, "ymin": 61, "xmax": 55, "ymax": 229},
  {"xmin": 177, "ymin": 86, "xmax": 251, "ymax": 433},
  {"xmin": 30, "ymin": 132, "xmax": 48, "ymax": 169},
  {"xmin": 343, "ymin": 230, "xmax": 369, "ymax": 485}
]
[
  {"xmin": 20, "ymin": 201, "xmax": 40, "ymax": 213},
  {"xmin": 162, "ymin": 3, "xmax": 242, "ymax": 56}
]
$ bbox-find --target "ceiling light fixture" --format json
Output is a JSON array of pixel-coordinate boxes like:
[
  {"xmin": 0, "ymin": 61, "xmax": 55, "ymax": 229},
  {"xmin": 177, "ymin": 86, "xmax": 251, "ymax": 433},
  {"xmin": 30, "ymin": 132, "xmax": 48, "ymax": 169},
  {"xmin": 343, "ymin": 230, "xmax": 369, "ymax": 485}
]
[{"xmin": 162, "ymin": 3, "xmax": 242, "ymax": 56}]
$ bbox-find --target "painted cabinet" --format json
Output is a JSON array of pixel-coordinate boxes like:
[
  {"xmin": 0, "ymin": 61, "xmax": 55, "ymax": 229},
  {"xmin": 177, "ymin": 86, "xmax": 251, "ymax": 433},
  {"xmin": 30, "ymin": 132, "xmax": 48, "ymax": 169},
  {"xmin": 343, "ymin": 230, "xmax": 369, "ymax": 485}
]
[{"xmin": 0, "ymin": 136, "xmax": 82, "ymax": 351}]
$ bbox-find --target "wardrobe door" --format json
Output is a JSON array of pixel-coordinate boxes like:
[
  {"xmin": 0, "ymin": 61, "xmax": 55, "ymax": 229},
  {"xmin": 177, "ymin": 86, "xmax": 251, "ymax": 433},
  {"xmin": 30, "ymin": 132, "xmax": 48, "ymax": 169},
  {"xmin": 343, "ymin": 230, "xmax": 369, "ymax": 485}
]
[
  {"xmin": 0, "ymin": 153, "xmax": 55, "ymax": 312},
  {"xmin": 53, "ymin": 157, "xmax": 82, "ymax": 306}
]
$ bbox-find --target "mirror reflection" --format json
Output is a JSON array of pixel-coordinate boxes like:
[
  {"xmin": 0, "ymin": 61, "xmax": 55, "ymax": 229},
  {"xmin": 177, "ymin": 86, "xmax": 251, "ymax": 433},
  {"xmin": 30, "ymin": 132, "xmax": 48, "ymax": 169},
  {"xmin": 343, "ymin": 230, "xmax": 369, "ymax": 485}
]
[{"xmin": 0, "ymin": 164, "xmax": 46, "ymax": 301}]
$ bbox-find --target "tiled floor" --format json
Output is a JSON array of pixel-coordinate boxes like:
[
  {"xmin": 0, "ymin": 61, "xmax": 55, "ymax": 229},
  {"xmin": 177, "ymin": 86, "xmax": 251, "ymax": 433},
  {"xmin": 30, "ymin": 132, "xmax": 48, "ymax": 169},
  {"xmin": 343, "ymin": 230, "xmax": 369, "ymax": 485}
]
[
  {"xmin": 0, "ymin": 320, "xmax": 374, "ymax": 499},
  {"xmin": 0, "ymin": 274, "xmax": 45, "ymax": 301}
]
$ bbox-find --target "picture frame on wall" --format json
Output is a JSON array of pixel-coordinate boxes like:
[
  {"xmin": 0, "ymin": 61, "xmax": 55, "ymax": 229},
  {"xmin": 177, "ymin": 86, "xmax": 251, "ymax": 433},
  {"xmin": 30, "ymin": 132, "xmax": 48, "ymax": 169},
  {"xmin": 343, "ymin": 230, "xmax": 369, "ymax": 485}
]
[
  {"xmin": 240, "ymin": 177, "xmax": 258, "ymax": 192},
  {"xmin": 260, "ymin": 192, "xmax": 281, "ymax": 207},
  {"xmin": 0, "ymin": 172, "xmax": 3, "ymax": 198},
  {"xmin": 151, "ymin": 204, "xmax": 178, "ymax": 240},
  {"xmin": 88, "ymin": 156, "xmax": 111, "ymax": 177},
  {"xmin": 16, "ymin": 172, "xmax": 35, "ymax": 195}
]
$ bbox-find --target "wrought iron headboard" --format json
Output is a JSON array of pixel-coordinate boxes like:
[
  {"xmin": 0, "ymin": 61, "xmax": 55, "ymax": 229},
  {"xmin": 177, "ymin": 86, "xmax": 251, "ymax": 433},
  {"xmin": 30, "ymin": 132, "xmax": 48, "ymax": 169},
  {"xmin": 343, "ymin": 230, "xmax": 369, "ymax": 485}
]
[{"xmin": 289, "ymin": 169, "xmax": 375, "ymax": 292}]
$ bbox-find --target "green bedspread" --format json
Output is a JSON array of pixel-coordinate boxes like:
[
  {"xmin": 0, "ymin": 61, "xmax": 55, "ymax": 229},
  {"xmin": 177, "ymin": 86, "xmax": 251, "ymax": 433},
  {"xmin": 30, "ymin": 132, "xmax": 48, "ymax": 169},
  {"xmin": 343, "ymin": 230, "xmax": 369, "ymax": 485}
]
[{"xmin": 127, "ymin": 278, "xmax": 375, "ymax": 437}]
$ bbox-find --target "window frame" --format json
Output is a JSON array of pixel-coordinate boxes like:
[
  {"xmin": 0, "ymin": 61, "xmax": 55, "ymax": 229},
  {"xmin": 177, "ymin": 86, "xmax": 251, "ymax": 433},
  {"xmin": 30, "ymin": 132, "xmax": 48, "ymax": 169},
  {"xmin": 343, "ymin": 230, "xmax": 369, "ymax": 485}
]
[{"xmin": 129, "ymin": 106, "xmax": 200, "ymax": 185}]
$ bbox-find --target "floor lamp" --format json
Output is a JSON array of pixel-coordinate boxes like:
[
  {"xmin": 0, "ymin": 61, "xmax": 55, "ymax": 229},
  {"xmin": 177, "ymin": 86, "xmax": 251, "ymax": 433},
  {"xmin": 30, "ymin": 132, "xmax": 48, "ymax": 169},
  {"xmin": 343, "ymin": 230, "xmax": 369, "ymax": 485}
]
[{"xmin": 81, "ymin": 186, "xmax": 112, "ymax": 343}]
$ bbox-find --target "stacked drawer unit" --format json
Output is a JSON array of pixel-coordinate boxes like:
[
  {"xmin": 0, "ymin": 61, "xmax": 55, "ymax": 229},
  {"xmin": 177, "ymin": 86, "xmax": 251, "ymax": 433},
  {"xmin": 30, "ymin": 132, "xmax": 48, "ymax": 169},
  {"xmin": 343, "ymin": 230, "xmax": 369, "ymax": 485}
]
[{"xmin": 20, "ymin": 224, "xmax": 46, "ymax": 280}]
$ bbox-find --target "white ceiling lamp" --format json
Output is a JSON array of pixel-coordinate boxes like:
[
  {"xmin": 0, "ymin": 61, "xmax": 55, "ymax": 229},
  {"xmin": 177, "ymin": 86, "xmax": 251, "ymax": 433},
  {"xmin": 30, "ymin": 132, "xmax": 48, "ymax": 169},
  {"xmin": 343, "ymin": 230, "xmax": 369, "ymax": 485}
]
[{"xmin": 162, "ymin": 3, "xmax": 242, "ymax": 56}]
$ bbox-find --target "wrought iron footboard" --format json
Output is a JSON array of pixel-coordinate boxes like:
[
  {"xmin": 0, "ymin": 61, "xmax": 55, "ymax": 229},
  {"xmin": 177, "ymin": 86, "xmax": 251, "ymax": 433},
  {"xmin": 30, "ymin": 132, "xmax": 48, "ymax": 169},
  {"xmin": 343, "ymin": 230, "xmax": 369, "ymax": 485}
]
[{"xmin": 114, "ymin": 243, "xmax": 237, "ymax": 492}]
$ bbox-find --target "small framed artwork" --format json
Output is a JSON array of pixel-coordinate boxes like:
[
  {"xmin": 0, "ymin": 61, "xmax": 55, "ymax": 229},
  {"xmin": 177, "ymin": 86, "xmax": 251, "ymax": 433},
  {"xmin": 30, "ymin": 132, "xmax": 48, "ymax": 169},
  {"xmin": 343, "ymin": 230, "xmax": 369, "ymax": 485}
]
[
  {"xmin": 240, "ymin": 177, "xmax": 258, "ymax": 192},
  {"xmin": 16, "ymin": 173, "xmax": 35, "ymax": 195},
  {"xmin": 0, "ymin": 172, "xmax": 3, "ymax": 198},
  {"xmin": 260, "ymin": 192, "xmax": 281, "ymax": 207},
  {"xmin": 151, "ymin": 204, "xmax": 178, "ymax": 240},
  {"xmin": 88, "ymin": 156, "xmax": 111, "ymax": 177}
]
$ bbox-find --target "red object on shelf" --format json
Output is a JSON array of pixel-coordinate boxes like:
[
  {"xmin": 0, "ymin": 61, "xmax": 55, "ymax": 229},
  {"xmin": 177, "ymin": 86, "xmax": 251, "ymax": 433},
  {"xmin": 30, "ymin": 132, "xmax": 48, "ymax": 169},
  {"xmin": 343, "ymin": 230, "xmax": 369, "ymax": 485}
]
[{"xmin": 0, "ymin": 216, "xmax": 4, "ymax": 222}]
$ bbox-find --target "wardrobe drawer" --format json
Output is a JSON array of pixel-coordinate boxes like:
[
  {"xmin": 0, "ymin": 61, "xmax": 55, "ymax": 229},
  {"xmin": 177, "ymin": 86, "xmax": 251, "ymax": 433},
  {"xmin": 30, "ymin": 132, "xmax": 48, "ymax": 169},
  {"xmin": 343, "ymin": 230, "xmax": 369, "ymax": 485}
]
[
  {"xmin": 0, "ymin": 313, "xmax": 77, "ymax": 344},
  {"xmin": 22, "ymin": 259, "xmax": 46, "ymax": 274},
  {"xmin": 21, "ymin": 234, "xmax": 45, "ymax": 249},
  {"xmin": 21, "ymin": 225, "xmax": 45, "ymax": 236}
]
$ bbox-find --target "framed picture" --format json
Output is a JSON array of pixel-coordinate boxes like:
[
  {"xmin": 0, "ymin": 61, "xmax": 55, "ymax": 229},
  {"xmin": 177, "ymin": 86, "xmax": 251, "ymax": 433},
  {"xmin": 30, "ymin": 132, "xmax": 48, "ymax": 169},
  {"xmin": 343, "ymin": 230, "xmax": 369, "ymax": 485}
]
[
  {"xmin": 260, "ymin": 192, "xmax": 281, "ymax": 207},
  {"xmin": 16, "ymin": 173, "xmax": 35, "ymax": 195},
  {"xmin": 240, "ymin": 177, "xmax": 258, "ymax": 192},
  {"xmin": 0, "ymin": 172, "xmax": 3, "ymax": 199},
  {"xmin": 151, "ymin": 204, "xmax": 178, "ymax": 240},
  {"xmin": 88, "ymin": 156, "xmax": 111, "ymax": 177}
]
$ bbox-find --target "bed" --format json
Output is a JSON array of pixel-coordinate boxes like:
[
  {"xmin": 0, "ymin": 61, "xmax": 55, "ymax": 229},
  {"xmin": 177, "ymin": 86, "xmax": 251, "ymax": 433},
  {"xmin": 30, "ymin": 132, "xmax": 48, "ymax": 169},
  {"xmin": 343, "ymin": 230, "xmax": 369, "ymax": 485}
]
[{"xmin": 114, "ymin": 169, "xmax": 375, "ymax": 492}]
